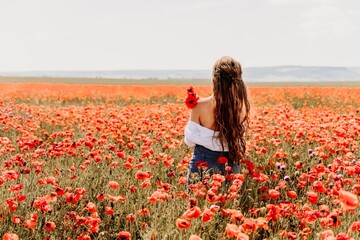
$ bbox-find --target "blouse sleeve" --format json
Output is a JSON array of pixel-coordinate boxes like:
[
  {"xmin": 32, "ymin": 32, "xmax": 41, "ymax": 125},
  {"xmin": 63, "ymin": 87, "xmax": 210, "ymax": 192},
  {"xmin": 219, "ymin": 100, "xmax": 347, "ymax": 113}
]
[
  {"xmin": 183, "ymin": 121, "xmax": 229, "ymax": 151},
  {"xmin": 184, "ymin": 122, "xmax": 196, "ymax": 147}
]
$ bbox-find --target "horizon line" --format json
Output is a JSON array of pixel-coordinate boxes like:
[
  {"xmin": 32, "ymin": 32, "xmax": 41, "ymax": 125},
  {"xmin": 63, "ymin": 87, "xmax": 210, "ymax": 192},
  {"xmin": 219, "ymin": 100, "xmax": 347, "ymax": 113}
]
[{"xmin": 1, "ymin": 65, "xmax": 360, "ymax": 72}]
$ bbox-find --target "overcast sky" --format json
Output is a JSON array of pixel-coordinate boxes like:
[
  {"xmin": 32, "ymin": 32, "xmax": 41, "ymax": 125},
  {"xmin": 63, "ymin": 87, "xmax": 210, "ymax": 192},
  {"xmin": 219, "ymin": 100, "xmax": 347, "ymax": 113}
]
[{"xmin": 0, "ymin": 0, "xmax": 359, "ymax": 71}]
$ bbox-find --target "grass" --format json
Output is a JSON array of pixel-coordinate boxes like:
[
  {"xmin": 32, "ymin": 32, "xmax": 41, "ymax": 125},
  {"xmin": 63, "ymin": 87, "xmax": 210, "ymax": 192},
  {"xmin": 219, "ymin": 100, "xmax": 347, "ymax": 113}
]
[{"xmin": 0, "ymin": 86, "xmax": 360, "ymax": 239}]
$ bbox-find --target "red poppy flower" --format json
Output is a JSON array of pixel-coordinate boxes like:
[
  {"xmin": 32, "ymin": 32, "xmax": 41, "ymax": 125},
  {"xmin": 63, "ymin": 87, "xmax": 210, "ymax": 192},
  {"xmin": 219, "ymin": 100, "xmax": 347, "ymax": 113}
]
[
  {"xmin": 230, "ymin": 211, "xmax": 244, "ymax": 223},
  {"xmin": 306, "ymin": 191, "xmax": 318, "ymax": 204},
  {"xmin": 349, "ymin": 221, "xmax": 360, "ymax": 231},
  {"xmin": 286, "ymin": 190, "xmax": 298, "ymax": 199},
  {"xmin": 195, "ymin": 161, "xmax": 208, "ymax": 169},
  {"xmin": 339, "ymin": 189, "xmax": 359, "ymax": 211},
  {"xmin": 11, "ymin": 215, "xmax": 21, "ymax": 224},
  {"xmin": 109, "ymin": 181, "xmax": 119, "ymax": 189},
  {"xmin": 23, "ymin": 213, "xmax": 38, "ymax": 230},
  {"xmin": 117, "ymin": 231, "xmax": 131, "ymax": 240},
  {"xmin": 185, "ymin": 86, "xmax": 199, "ymax": 109},
  {"xmin": 138, "ymin": 207, "xmax": 150, "ymax": 215},
  {"xmin": 313, "ymin": 180, "xmax": 326, "ymax": 193},
  {"xmin": 135, "ymin": 170, "xmax": 151, "ymax": 180},
  {"xmin": 175, "ymin": 218, "xmax": 191, "ymax": 229},
  {"xmin": 44, "ymin": 221, "xmax": 56, "ymax": 231},
  {"xmin": 317, "ymin": 229, "xmax": 334, "ymax": 239},
  {"xmin": 268, "ymin": 189, "xmax": 280, "ymax": 200},
  {"xmin": 85, "ymin": 202, "xmax": 97, "ymax": 213},
  {"xmin": 201, "ymin": 208, "xmax": 215, "ymax": 222},
  {"xmin": 104, "ymin": 206, "xmax": 114, "ymax": 215},
  {"xmin": 78, "ymin": 232, "xmax": 91, "ymax": 240},
  {"xmin": 217, "ymin": 156, "xmax": 228, "ymax": 164},
  {"xmin": 189, "ymin": 235, "xmax": 202, "ymax": 240},
  {"xmin": 2, "ymin": 233, "xmax": 19, "ymax": 240},
  {"xmin": 97, "ymin": 193, "xmax": 106, "ymax": 200},
  {"xmin": 335, "ymin": 232, "xmax": 353, "ymax": 240},
  {"xmin": 108, "ymin": 195, "xmax": 126, "ymax": 203},
  {"xmin": 237, "ymin": 232, "xmax": 250, "ymax": 240},
  {"xmin": 182, "ymin": 206, "xmax": 202, "ymax": 219},
  {"xmin": 126, "ymin": 213, "xmax": 136, "ymax": 222},
  {"xmin": 226, "ymin": 224, "xmax": 240, "ymax": 238},
  {"xmin": 241, "ymin": 218, "xmax": 257, "ymax": 233},
  {"xmin": 187, "ymin": 86, "xmax": 195, "ymax": 94}
]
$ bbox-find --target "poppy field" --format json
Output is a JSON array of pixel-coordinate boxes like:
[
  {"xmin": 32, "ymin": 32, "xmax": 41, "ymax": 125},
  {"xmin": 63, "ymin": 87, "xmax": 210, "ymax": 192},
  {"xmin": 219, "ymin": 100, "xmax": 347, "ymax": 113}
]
[{"xmin": 1, "ymin": 83, "xmax": 360, "ymax": 240}]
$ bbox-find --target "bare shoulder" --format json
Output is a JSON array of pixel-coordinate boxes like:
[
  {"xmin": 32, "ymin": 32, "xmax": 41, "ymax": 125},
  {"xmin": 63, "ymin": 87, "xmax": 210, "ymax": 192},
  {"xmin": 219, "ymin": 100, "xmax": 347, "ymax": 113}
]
[
  {"xmin": 194, "ymin": 96, "xmax": 212, "ymax": 112},
  {"xmin": 197, "ymin": 96, "xmax": 213, "ymax": 105},
  {"xmin": 190, "ymin": 96, "xmax": 213, "ymax": 123}
]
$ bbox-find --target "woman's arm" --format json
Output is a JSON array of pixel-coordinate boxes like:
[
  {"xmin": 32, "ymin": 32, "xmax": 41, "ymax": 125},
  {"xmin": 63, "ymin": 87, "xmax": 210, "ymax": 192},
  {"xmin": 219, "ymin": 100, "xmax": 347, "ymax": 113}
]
[
  {"xmin": 184, "ymin": 105, "xmax": 201, "ymax": 147},
  {"xmin": 190, "ymin": 104, "xmax": 200, "ymax": 124}
]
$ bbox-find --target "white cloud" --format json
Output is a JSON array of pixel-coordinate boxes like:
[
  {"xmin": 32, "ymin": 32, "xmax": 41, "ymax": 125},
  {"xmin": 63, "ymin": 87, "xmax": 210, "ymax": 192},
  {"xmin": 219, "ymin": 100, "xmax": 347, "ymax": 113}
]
[
  {"xmin": 268, "ymin": 0, "xmax": 337, "ymax": 5},
  {"xmin": 299, "ymin": 6, "xmax": 358, "ymax": 38},
  {"xmin": 0, "ymin": 0, "xmax": 359, "ymax": 70},
  {"xmin": 183, "ymin": 0, "xmax": 236, "ymax": 9},
  {"xmin": 348, "ymin": 9, "xmax": 360, "ymax": 16},
  {"xmin": 268, "ymin": 0, "xmax": 307, "ymax": 5},
  {"xmin": 267, "ymin": 0, "xmax": 360, "ymax": 39}
]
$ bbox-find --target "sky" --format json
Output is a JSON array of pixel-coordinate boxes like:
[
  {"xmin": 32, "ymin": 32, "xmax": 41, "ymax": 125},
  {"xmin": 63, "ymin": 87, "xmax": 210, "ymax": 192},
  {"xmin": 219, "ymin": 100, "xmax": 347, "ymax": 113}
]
[{"xmin": 0, "ymin": 0, "xmax": 359, "ymax": 71}]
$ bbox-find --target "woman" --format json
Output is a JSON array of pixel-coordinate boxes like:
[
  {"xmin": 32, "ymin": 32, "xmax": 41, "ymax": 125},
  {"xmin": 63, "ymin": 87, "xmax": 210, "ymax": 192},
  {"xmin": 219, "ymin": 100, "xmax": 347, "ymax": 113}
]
[{"xmin": 184, "ymin": 56, "xmax": 250, "ymax": 183}]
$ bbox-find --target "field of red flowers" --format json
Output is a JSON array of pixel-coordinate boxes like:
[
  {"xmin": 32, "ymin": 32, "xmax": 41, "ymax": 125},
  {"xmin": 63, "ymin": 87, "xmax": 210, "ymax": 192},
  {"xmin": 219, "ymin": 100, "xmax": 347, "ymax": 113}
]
[{"xmin": 1, "ymin": 83, "xmax": 360, "ymax": 240}]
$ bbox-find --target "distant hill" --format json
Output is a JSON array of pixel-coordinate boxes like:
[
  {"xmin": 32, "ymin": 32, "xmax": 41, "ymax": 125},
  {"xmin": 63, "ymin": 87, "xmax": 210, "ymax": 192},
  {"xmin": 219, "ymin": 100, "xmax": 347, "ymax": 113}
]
[
  {"xmin": 1, "ymin": 66, "xmax": 360, "ymax": 82},
  {"xmin": 244, "ymin": 66, "xmax": 360, "ymax": 82}
]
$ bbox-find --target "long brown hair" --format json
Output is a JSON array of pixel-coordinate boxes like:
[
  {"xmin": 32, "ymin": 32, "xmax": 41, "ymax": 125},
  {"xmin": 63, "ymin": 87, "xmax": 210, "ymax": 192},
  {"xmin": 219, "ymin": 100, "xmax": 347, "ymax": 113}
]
[{"xmin": 212, "ymin": 56, "xmax": 250, "ymax": 164}]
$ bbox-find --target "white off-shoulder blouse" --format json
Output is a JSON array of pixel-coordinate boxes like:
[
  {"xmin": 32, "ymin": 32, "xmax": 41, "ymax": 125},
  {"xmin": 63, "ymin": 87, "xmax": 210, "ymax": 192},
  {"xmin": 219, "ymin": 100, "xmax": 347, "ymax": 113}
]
[{"xmin": 184, "ymin": 121, "xmax": 228, "ymax": 152}]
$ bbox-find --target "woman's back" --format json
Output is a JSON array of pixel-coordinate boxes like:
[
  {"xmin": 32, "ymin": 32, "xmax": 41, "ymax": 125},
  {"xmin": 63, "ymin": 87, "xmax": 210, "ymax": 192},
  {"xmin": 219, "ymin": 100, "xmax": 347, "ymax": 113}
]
[
  {"xmin": 190, "ymin": 96, "xmax": 216, "ymax": 131},
  {"xmin": 186, "ymin": 56, "xmax": 250, "ymax": 165},
  {"xmin": 184, "ymin": 56, "xmax": 250, "ymax": 183}
]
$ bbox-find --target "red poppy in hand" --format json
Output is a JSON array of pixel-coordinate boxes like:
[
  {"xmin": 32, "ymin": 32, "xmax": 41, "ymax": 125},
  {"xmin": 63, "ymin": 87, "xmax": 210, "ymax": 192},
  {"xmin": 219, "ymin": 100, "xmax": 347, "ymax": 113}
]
[{"xmin": 185, "ymin": 86, "xmax": 199, "ymax": 109}]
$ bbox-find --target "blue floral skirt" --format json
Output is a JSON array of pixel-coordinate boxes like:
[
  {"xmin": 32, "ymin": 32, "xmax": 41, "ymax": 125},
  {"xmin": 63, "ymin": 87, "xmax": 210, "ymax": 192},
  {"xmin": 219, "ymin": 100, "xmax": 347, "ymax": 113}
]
[{"xmin": 187, "ymin": 144, "xmax": 239, "ymax": 184}]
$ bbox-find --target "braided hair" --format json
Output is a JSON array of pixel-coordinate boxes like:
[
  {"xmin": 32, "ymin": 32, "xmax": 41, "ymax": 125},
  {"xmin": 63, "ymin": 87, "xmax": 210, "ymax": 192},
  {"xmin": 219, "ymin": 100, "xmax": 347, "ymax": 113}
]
[{"xmin": 212, "ymin": 56, "xmax": 250, "ymax": 164}]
